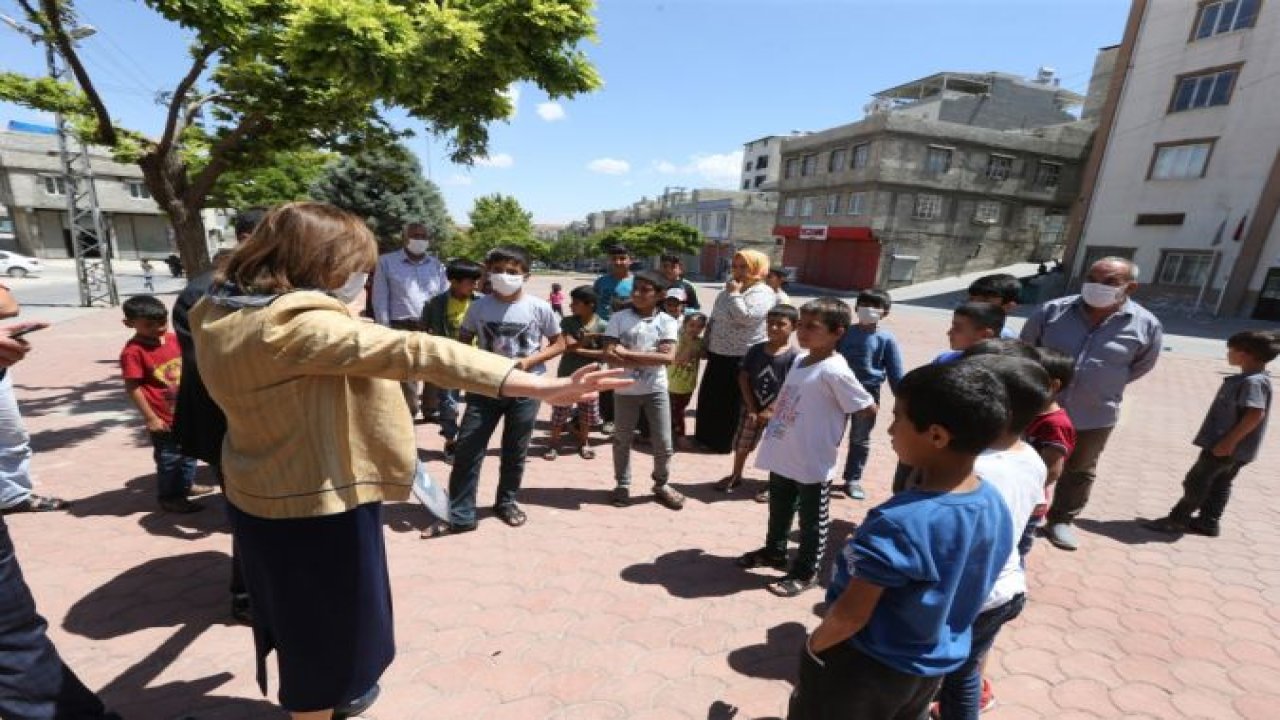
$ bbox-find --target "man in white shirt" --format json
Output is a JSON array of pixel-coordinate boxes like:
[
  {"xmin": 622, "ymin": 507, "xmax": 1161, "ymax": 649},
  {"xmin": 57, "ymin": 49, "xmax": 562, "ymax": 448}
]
[{"xmin": 371, "ymin": 222, "xmax": 448, "ymax": 419}]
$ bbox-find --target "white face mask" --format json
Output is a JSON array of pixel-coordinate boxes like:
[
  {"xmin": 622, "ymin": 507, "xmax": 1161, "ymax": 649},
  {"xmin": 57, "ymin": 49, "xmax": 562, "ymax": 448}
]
[
  {"xmin": 856, "ymin": 307, "xmax": 883, "ymax": 324},
  {"xmin": 332, "ymin": 272, "xmax": 369, "ymax": 303},
  {"xmin": 406, "ymin": 238, "xmax": 431, "ymax": 256},
  {"xmin": 1081, "ymin": 282, "xmax": 1125, "ymax": 308},
  {"xmin": 489, "ymin": 272, "xmax": 525, "ymax": 296}
]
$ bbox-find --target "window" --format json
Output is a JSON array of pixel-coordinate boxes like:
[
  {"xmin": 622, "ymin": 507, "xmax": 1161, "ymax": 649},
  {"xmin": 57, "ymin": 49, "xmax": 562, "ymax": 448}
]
[
  {"xmin": 756, "ymin": 155, "xmax": 769, "ymax": 170},
  {"xmin": 924, "ymin": 146, "xmax": 953, "ymax": 174},
  {"xmin": 742, "ymin": 180, "xmax": 751, "ymax": 190},
  {"xmin": 784, "ymin": 157, "xmax": 800, "ymax": 179},
  {"xmin": 829, "ymin": 148, "xmax": 847, "ymax": 172},
  {"xmin": 41, "ymin": 175, "xmax": 67, "ymax": 196},
  {"xmin": 1170, "ymin": 66, "xmax": 1240, "ymax": 112},
  {"xmin": 847, "ymin": 192, "xmax": 866, "ymax": 215},
  {"xmin": 986, "ymin": 155, "xmax": 1014, "ymax": 181},
  {"xmin": 1134, "ymin": 213, "xmax": 1187, "ymax": 226},
  {"xmin": 744, "ymin": 160, "xmax": 753, "ymax": 171},
  {"xmin": 1034, "ymin": 162, "xmax": 1062, "ymax": 189},
  {"xmin": 851, "ymin": 143, "xmax": 870, "ymax": 169},
  {"xmin": 0, "ymin": 217, "xmax": 13, "ymax": 234},
  {"xmin": 826, "ymin": 194, "xmax": 842, "ymax": 215},
  {"xmin": 801, "ymin": 154, "xmax": 818, "ymax": 176},
  {"xmin": 913, "ymin": 194, "xmax": 943, "ymax": 220},
  {"xmin": 716, "ymin": 212, "xmax": 729, "ymax": 233},
  {"xmin": 1193, "ymin": 0, "xmax": 1260, "ymax": 40},
  {"xmin": 800, "ymin": 196, "xmax": 817, "ymax": 218},
  {"xmin": 754, "ymin": 175, "xmax": 765, "ymax": 187},
  {"xmin": 1150, "ymin": 141, "xmax": 1214, "ymax": 179},
  {"xmin": 1158, "ymin": 251, "xmax": 1214, "ymax": 287},
  {"xmin": 973, "ymin": 201, "xmax": 1002, "ymax": 225},
  {"xmin": 783, "ymin": 197, "xmax": 799, "ymax": 217}
]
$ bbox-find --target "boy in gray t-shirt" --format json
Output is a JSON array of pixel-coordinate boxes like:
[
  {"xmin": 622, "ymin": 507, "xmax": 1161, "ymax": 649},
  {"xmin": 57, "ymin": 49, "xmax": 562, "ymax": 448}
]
[{"xmin": 1146, "ymin": 330, "xmax": 1277, "ymax": 538}]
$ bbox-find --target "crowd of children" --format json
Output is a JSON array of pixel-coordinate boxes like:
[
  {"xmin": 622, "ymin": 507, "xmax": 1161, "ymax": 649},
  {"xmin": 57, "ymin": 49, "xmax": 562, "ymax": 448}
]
[{"xmin": 116, "ymin": 256, "xmax": 1276, "ymax": 720}]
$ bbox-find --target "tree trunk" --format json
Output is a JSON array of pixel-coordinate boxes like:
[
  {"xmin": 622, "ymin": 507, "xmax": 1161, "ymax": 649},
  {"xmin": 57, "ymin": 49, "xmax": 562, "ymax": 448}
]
[{"xmin": 138, "ymin": 148, "xmax": 212, "ymax": 276}]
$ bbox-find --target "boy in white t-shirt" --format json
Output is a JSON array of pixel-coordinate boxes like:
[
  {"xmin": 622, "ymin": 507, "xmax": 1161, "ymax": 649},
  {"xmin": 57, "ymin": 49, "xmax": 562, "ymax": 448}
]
[
  {"xmin": 737, "ymin": 297, "xmax": 876, "ymax": 597},
  {"xmin": 603, "ymin": 270, "xmax": 683, "ymax": 510},
  {"xmin": 935, "ymin": 345, "xmax": 1051, "ymax": 718}
]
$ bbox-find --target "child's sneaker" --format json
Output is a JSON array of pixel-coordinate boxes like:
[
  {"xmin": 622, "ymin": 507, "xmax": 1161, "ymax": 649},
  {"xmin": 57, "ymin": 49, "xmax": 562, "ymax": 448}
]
[
  {"xmin": 611, "ymin": 486, "xmax": 631, "ymax": 507},
  {"xmin": 979, "ymin": 677, "xmax": 996, "ymax": 712},
  {"xmin": 653, "ymin": 483, "xmax": 685, "ymax": 510},
  {"xmin": 1187, "ymin": 517, "xmax": 1221, "ymax": 537}
]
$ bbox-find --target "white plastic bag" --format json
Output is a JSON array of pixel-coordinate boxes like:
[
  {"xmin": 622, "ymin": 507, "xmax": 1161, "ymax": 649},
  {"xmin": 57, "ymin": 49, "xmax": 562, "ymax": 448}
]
[{"xmin": 412, "ymin": 461, "xmax": 450, "ymax": 521}]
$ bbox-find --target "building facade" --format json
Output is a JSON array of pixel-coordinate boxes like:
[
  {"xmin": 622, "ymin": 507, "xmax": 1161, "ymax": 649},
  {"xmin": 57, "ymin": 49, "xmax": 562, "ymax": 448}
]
[
  {"xmin": 0, "ymin": 127, "xmax": 174, "ymax": 259},
  {"xmin": 666, "ymin": 189, "xmax": 779, "ymax": 278},
  {"xmin": 1066, "ymin": 0, "xmax": 1280, "ymax": 320},
  {"xmin": 740, "ymin": 136, "xmax": 784, "ymax": 192},
  {"xmin": 773, "ymin": 70, "xmax": 1095, "ymax": 290}
]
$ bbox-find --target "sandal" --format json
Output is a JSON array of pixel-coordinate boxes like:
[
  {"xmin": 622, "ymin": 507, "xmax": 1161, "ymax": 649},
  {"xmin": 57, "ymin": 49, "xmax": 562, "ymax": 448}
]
[
  {"xmin": 494, "ymin": 503, "xmax": 528, "ymax": 527},
  {"xmin": 768, "ymin": 576, "xmax": 817, "ymax": 597},
  {"xmin": 736, "ymin": 548, "xmax": 787, "ymax": 570},
  {"xmin": 544, "ymin": 448, "xmax": 559, "ymax": 461},
  {"xmin": 2, "ymin": 494, "xmax": 70, "ymax": 514},
  {"xmin": 652, "ymin": 483, "xmax": 685, "ymax": 511},
  {"xmin": 579, "ymin": 446, "xmax": 596, "ymax": 460},
  {"xmin": 714, "ymin": 475, "xmax": 742, "ymax": 492}
]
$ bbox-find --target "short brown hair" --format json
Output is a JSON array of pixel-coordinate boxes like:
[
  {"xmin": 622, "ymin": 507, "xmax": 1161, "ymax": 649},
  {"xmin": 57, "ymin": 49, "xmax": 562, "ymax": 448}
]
[{"xmin": 219, "ymin": 202, "xmax": 376, "ymax": 293}]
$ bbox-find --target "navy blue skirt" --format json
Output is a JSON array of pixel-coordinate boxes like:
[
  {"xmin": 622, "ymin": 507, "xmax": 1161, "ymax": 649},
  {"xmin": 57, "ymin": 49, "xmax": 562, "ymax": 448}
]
[{"xmin": 228, "ymin": 502, "xmax": 394, "ymax": 712}]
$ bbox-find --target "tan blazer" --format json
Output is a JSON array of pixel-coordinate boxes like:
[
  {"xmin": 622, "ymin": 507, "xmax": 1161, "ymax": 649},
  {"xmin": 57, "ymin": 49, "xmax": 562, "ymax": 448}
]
[{"xmin": 191, "ymin": 291, "xmax": 514, "ymax": 519}]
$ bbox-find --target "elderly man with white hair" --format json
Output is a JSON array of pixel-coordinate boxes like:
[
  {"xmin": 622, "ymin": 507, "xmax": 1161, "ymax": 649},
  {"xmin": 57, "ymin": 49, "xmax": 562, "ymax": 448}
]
[{"xmin": 1020, "ymin": 256, "xmax": 1164, "ymax": 551}]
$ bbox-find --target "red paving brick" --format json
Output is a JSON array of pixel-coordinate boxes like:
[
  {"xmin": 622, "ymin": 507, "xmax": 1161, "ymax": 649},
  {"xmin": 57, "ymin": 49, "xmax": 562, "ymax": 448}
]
[{"xmin": 6, "ymin": 275, "xmax": 1278, "ymax": 718}]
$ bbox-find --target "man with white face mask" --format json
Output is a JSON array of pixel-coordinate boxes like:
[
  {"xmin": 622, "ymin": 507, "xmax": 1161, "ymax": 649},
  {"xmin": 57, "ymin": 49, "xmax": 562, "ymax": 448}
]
[
  {"xmin": 372, "ymin": 222, "xmax": 448, "ymax": 419},
  {"xmin": 1020, "ymin": 257, "xmax": 1163, "ymax": 551}
]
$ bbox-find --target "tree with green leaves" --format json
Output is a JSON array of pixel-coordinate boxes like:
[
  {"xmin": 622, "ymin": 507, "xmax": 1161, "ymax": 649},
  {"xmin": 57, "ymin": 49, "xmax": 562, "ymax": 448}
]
[
  {"xmin": 206, "ymin": 148, "xmax": 335, "ymax": 210},
  {"xmin": 462, "ymin": 193, "xmax": 547, "ymax": 261},
  {"xmin": 310, "ymin": 142, "xmax": 447, "ymax": 250},
  {"xmin": 592, "ymin": 220, "xmax": 704, "ymax": 259},
  {"xmin": 0, "ymin": 0, "xmax": 600, "ymax": 274}
]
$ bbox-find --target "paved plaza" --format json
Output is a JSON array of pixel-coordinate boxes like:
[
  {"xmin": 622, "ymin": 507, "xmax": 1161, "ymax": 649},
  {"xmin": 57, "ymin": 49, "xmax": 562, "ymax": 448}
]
[{"xmin": 6, "ymin": 273, "xmax": 1280, "ymax": 719}]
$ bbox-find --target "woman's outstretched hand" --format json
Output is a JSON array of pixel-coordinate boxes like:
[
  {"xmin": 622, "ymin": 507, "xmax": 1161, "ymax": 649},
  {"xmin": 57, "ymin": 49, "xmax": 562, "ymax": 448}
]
[{"xmin": 501, "ymin": 363, "xmax": 633, "ymax": 405}]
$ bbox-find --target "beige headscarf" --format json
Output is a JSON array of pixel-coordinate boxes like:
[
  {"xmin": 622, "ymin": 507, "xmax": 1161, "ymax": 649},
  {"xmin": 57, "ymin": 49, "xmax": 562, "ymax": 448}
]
[{"xmin": 734, "ymin": 249, "xmax": 771, "ymax": 287}]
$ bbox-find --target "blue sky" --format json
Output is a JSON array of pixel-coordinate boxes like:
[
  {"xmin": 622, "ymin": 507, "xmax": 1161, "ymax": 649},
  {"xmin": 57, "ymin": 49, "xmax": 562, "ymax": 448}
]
[{"xmin": 1, "ymin": 0, "xmax": 1130, "ymax": 224}]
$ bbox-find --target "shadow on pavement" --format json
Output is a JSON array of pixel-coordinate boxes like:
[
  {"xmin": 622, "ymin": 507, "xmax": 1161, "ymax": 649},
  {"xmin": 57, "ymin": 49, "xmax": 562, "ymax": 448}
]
[
  {"xmin": 619, "ymin": 548, "xmax": 770, "ymax": 598},
  {"xmin": 63, "ymin": 550, "xmax": 273, "ymax": 719},
  {"xmin": 517, "ymin": 485, "xmax": 613, "ymax": 511},
  {"xmin": 69, "ymin": 474, "xmax": 229, "ymax": 542},
  {"xmin": 1075, "ymin": 517, "xmax": 1180, "ymax": 546},
  {"xmin": 726, "ymin": 621, "xmax": 805, "ymax": 684}
]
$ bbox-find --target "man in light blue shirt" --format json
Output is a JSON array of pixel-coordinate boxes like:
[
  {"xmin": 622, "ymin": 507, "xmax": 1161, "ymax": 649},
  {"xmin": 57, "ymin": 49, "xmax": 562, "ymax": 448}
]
[
  {"xmin": 1020, "ymin": 257, "xmax": 1163, "ymax": 551},
  {"xmin": 371, "ymin": 222, "xmax": 448, "ymax": 419}
]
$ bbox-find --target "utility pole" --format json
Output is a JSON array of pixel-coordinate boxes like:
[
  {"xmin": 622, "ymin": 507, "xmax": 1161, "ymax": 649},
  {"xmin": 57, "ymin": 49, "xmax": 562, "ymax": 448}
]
[{"xmin": 4, "ymin": 14, "xmax": 118, "ymax": 307}]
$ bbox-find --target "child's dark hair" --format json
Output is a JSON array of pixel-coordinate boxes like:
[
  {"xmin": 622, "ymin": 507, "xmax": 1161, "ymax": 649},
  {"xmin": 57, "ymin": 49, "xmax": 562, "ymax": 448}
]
[
  {"xmin": 660, "ymin": 253, "xmax": 682, "ymax": 265},
  {"xmin": 1035, "ymin": 346, "xmax": 1075, "ymax": 391},
  {"xmin": 445, "ymin": 258, "xmax": 484, "ymax": 282},
  {"xmin": 960, "ymin": 354, "xmax": 1052, "ymax": 434},
  {"xmin": 484, "ymin": 245, "xmax": 531, "ymax": 272},
  {"xmin": 962, "ymin": 338, "xmax": 1039, "ymax": 362},
  {"xmin": 768, "ymin": 303, "xmax": 800, "ymax": 324},
  {"xmin": 123, "ymin": 295, "xmax": 168, "ymax": 322},
  {"xmin": 606, "ymin": 244, "xmax": 631, "ymax": 257},
  {"xmin": 569, "ymin": 285, "xmax": 597, "ymax": 307},
  {"xmin": 896, "ymin": 363, "xmax": 1010, "ymax": 455},
  {"xmin": 551, "ymin": 282, "xmax": 562, "ymax": 292},
  {"xmin": 684, "ymin": 311, "xmax": 708, "ymax": 327},
  {"xmin": 767, "ymin": 268, "xmax": 789, "ymax": 281},
  {"xmin": 1228, "ymin": 330, "xmax": 1280, "ymax": 363},
  {"xmin": 799, "ymin": 297, "xmax": 852, "ymax": 332},
  {"xmin": 968, "ymin": 273, "xmax": 1022, "ymax": 305},
  {"xmin": 954, "ymin": 301, "xmax": 1006, "ymax": 335},
  {"xmin": 633, "ymin": 269, "xmax": 669, "ymax": 292},
  {"xmin": 856, "ymin": 288, "xmax": 892, "ymax": 311}
]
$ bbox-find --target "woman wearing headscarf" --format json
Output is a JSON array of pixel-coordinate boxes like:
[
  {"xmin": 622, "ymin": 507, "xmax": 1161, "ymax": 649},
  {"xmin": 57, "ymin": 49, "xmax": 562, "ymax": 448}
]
[
  {"xmin": 190, "ymin": 203, "xmax": 626, "ymax": 720},
  {"xmin": 694, "ymin": 249, "xmax": 779, "ymax": 453}
]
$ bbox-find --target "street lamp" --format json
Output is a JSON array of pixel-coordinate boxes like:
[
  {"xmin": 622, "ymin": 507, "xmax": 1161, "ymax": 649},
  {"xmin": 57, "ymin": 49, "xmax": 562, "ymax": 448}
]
[{"xmin": 0, "ymin": 14, "xmax": 118, "ymax": 307}]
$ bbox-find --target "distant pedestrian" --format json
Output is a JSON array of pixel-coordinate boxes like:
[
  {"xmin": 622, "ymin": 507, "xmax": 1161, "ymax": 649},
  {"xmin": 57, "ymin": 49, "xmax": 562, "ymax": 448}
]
[
  {"xmin": 140, "ymin": 259, "xmax": 155, "ymax": 291},
  {"xmin": 660, "ymin": 254, "xmax": 701, "ymax": 311},
  {"xmin": 766, "ymin": 267, "xmax": 791, "ymax": 306},
  {"xmin": 1145, "ymin": 330, "xmax": 1276, "ymax": 538},
  {"xmin": 549, "ymin": 282, "xmax": 565, "ymax": 316},
  {"xmin": 1020, "ymin": 257, "xmax": 1163, "ymax": 551}
]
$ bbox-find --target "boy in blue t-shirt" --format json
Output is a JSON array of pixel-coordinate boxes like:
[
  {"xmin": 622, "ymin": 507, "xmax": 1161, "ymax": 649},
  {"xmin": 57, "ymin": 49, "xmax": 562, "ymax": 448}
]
[
  {"xmin": 789, "ymin": 362, "xmax": 1013, "ymax": 719},
  {"xmin": 836, "ymin": 289, "xmax": 904, "ymax": 500}
]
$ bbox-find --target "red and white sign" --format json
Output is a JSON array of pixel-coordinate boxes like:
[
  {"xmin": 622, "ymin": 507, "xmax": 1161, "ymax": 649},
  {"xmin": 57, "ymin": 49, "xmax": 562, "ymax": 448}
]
[{"xmin": 799, "ymin": 224, "xmax": 828, "ymax": 241}]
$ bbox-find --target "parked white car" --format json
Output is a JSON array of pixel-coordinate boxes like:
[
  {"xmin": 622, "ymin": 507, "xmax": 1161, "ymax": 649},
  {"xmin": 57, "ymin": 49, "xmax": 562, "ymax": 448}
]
[{"xmin": 0, "ymin": 251, "xmax": 42, "ymax": 278}]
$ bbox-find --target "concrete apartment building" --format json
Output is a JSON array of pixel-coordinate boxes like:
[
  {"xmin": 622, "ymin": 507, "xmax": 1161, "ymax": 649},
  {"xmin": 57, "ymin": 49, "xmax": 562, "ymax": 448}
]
[
  {"xmin": 1066, "ymin": 0, "xmax": 1280, "ymax": 320},
  {"xmin": 773, "ymin": 68, "xmax": 1103, "ymax": 290},
  {"xmin": 740, "ymin": 136, "xmax": 784, "ymax": 191},
  {"xmin": 0, "ymin": 126, "xmax": 172, "ymax": 259}
]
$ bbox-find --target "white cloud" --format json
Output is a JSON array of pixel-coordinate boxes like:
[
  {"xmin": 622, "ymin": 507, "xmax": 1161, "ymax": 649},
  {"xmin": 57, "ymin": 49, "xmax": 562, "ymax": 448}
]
[
  {"xmin": 535, "ymin": 102, "xmax": 566, "ymax": 121},
  {"xmin": 587, "ymin": 157, "xmax": 631, "ymax": 175},
  {"xmin": 443, "ymin": 174, "xmax": 473, "ymax": 186},
  {"xmin": 651, "ymin": 150, "xmax": 745, "ymax": 188},
  {"xmin": 474, "ymin": 153, "xmax": 515, "ymax": 169},
  {"xmin": 502, "ymin": 85, "xmax": 521, "ymax": 119}
]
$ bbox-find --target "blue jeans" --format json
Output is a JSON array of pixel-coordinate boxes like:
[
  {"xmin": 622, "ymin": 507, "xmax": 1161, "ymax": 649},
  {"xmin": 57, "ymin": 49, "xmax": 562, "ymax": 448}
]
[
  {"xmin": 150, "ymin": 431, "xmax": 198, "ymax": 500},
  {"xmin": 937, "ymin": 593, "xmax": 1026, "ymax": 720},
  {"xmin": 447, "ymin": 394, "xmax": 540, "ymax": 526},
  {"xmin": 437, "ymin": 388, "xmax": 462, "ymax": 441},
  {"xmin": 841, "ymin": 385, "xmax": 881, "ymax": 485},
  {"xmin": 0, "ymin": 372, "xmax": 34, "ymax": 510}
]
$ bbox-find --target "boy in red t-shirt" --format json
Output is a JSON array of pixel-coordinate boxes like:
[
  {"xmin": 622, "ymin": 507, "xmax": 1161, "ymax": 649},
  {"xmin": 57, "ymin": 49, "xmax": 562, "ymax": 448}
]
[
  {"xmin": 120, "ymin": 295, "xmax": 201, "ymax": 513},
  {"xmin": 1020, "ymin": 346, "xmax": 1078, "ymax": 559}
]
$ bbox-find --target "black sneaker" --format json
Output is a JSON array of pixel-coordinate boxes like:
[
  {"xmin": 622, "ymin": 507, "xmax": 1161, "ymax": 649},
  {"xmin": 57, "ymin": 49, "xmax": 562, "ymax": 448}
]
[
  {"xmin": 1187, "ymin": 517, "xmax": 1221, "ymax": 537},
  {"xmin": 1142, "ymin": 516, "xmax": 1189, "ymax": 534},
  {"xmin": 611, "ymin": 486, "xmax": 631, "ymax": 507},
  {"xmin": 159, "ymin": 497, "xmax": 205, "ymax": 514},
  {"xmin": 334, "ymin": 683, "xmax": 381, "ymax": 720}
]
